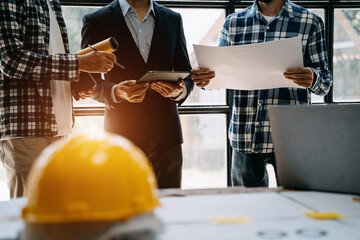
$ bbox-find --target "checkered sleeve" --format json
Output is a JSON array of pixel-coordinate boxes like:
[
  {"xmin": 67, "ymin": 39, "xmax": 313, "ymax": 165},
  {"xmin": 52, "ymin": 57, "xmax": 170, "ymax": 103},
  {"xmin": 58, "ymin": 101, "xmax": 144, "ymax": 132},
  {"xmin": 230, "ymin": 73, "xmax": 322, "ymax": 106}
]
[
  {"xmin": 0, "ymin": 0, "xmax": 79, "ymax": 82},
  {"xmin": 219, "ymin": 16, "xmax": 231, "ymax": 47},
  {"xmin": 306, "ymin": 17, "xmax": 333, "ymax": 96}
]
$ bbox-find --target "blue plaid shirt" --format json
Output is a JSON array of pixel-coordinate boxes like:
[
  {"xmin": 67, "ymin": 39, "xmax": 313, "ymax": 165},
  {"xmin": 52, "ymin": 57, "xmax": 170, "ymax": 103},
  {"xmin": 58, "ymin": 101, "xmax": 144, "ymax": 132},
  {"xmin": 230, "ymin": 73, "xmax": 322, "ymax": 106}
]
[{"xmin": 220, "ymin": 0, "xmax": 332, "ymax": 153}]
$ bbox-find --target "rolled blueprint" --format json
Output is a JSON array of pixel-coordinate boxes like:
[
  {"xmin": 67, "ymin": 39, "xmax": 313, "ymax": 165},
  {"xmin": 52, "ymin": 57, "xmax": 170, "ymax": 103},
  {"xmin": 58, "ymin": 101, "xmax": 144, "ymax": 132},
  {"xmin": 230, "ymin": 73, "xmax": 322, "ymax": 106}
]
[{"xmin": 76, "ymin": 37, "xmax": 118, "ymax": 55}]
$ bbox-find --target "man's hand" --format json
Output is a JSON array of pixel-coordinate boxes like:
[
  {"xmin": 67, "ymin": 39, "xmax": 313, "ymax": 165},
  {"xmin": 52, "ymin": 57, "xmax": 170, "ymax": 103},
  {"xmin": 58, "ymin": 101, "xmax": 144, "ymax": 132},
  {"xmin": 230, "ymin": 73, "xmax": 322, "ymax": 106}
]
[
  {"xmin": 78, "ymin": 87, "xmax": 96, "ymax": 100},
  {"xmin": 78, "ymin": 51, "xmax": 117, "ymax": 74},
  {"xmin": 150, "ymin": 80, "xmax": 185, "ymax": 98},
  {"xmin": 191, "ymin": 68, "xmax": 215, "ymax": 88},
  {"xmin": 283, "ymin": 68, "xmax": 314, "ymax": 88},
  {"xmin": 114, "ymin": 80, "xmax": 149, "ymax": 103}
]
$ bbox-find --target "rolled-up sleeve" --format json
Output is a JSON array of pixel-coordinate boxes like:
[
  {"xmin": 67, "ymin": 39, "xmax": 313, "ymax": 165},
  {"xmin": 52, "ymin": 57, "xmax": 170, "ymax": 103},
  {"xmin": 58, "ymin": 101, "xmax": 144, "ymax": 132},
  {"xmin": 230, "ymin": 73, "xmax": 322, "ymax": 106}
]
[{"xmin": 306, "ymin": 19, "xmax": 333, "ymax": 96}]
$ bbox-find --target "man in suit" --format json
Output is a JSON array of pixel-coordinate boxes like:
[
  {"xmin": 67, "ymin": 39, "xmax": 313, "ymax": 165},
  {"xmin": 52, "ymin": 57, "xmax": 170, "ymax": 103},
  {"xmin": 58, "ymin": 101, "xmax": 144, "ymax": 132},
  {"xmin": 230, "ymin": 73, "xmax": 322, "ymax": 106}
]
[
  {"xmin": 73, "ymin": 0, "xmax": 214, "ymax": 188},
  {"xmin": 0, "ymin": 0, "xmax": 116, "ymax": 198}
]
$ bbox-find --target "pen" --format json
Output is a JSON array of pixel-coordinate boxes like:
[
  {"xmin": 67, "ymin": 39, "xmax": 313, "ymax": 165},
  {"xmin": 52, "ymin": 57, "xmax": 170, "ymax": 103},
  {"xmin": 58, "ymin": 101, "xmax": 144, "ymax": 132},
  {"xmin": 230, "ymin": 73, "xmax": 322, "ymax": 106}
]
[{"xmin": 88, "ymin": 44, "xmax": 125, "ymax": 69}]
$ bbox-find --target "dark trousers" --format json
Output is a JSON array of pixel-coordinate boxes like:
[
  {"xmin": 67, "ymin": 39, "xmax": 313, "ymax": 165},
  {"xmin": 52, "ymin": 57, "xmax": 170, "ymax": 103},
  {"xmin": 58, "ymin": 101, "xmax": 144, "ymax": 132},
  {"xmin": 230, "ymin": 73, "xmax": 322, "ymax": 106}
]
[
  {"xmin": 144, "ymin": 143, "xmax": 183, "ymax": 189},
  {"xmin": 231, "ymin": 150, "xmax": 277, "ymax": 187}
]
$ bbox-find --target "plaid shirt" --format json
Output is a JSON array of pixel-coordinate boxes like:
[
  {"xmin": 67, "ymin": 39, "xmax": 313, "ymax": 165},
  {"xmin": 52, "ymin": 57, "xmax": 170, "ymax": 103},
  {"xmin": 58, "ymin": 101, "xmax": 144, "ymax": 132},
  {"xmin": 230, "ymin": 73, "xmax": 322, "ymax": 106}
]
[
  {"xmin": 0, "ymin": 0, "xmax": 79, "ymax": 139},
  {"xmin": 220, "ymin": 0, "xmax": 332, "ymax": 153}
]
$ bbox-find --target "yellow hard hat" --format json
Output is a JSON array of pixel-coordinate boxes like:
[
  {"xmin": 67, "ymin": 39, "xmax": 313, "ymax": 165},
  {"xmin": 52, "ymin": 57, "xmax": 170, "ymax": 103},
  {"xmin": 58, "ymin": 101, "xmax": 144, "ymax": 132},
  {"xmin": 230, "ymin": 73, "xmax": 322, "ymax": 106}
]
[{"xmin": 22, "ymin": 134, "xmax": 160, "ymax": 224}]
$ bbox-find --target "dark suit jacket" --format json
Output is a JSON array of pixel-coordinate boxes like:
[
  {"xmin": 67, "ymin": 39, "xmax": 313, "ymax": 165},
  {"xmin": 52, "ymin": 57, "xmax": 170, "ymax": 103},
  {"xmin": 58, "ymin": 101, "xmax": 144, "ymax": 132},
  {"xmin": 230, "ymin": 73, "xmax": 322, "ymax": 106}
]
[{"xmin": 74, "ymin": 0, "xmax": 194, "ymax": 150}]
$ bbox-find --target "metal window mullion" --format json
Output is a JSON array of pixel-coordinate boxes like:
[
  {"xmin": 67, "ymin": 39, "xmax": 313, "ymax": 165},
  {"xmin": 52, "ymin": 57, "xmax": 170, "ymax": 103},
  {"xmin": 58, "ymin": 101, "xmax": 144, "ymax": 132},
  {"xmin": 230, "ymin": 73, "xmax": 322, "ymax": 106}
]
[{"xmin": 325, "ymin": 0, "xmax": 334, "ymax": 103}]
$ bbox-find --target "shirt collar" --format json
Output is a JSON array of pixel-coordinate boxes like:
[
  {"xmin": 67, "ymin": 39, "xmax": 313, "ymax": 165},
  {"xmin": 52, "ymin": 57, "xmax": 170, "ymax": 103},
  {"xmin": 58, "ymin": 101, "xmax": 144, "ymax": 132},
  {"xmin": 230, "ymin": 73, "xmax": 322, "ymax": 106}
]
[
  {"xmin": 118, "ymin": 0, "xmax": 156, "ymax": 18},
  {"xmin": 248, "ymin": 0, "xmax": 294, "ymax": 20}
]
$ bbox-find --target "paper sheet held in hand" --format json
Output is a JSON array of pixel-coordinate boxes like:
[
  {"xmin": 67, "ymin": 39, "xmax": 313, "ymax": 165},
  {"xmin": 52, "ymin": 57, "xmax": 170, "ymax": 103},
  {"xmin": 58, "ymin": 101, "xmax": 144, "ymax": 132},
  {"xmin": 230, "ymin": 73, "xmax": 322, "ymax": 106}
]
[{"xmin": 194, "ymin": 37, "xmax": 305, "ymax": 90}]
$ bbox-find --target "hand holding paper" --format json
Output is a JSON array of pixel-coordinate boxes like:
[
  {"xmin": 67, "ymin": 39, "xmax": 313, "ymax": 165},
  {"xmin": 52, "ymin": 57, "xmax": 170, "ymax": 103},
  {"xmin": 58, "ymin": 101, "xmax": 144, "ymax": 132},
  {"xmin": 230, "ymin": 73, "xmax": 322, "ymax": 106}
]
[
  {"xmin": 191, "ymin": 68, "xmax": 215, "ymax": 88},
  {"xmin": 284, "ymin": 67, "xmax": 314, "ymax": 88},
  {"xmin": 194, "ymin": 37, "xmax": 305, "ymax": 90}
]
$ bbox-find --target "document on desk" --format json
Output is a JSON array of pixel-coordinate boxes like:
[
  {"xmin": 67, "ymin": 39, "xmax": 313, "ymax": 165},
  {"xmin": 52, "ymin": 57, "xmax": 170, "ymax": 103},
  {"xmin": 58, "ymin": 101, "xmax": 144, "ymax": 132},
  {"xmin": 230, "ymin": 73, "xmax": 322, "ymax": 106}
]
[{"xmin": 193, "ymin": 37, "xmax": 304, "ymax": 90}]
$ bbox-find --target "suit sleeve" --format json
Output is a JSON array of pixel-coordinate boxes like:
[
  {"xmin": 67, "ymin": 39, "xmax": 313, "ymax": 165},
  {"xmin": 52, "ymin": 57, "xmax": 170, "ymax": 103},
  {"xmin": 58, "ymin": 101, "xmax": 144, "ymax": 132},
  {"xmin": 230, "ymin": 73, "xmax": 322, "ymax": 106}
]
[
  {"xmin": 173, "ymin": 13, "xmax": 194, "ymax": 106},
  {"xmin": 0, "ymin": 0, "xmax": 78, "ymax": 82},
  {"xmin": 72, "ymin": 13, "xmax": 116, "ymax": 107}
]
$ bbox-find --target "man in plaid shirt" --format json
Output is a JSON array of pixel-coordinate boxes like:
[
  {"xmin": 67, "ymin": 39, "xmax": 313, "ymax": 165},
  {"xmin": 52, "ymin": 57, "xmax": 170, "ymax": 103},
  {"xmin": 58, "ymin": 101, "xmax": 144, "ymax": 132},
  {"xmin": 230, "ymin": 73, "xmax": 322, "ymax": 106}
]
[
  {"xmin": 0, "ymin": 0, "xmax": 116, "ymax": 198},
  {"xmin": 194, "ymin": 0, "xmax": 333, "ymax": 187}
]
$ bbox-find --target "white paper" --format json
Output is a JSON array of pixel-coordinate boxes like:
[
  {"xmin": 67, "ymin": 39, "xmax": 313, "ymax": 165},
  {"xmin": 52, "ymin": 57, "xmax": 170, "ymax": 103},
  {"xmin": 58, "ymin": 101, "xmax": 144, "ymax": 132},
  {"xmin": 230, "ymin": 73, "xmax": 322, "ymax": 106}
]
[
  {"xmin": 157, "ymin": 192, "xmax": 360, "ymax": 239},
  {"xmin": 280, "ymin": 191, "xmax": 360, "ymax": 217},
  {"xmin": 158, "ymin": 218, "xmax": 359, "ymax": 240},
  {"xmin": 156, "ymin": 193, "xmax": 307, "ymax": 224},
  {"xmin": 194, "ymin": 37, "xmax": 304, "ymax": 90}
]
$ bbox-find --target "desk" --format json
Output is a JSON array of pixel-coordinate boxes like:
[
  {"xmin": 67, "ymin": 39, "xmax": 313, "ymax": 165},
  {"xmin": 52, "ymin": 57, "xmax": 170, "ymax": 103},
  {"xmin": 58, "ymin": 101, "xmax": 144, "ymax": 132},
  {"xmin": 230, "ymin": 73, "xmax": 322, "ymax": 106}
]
[{"xmin": 1, "ymin": 188, "xmax": 359, "ymax": 240}]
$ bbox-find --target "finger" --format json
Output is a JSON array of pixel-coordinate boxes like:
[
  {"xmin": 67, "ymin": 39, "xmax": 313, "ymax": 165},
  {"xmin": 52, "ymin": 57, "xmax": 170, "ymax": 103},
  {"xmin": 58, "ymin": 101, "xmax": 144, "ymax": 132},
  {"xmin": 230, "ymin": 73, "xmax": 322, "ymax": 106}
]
[
  {"xmin": 137, "ymin": 82, "xmax": 150, "ymax": 88},
  {"xmin": 106, "ymin": 60, "xmax": 114, "ymax": 68},
  {"xmin": 131, "ymin": 82, "xmax": 150, "ymax": 92},
  {"xmin": 105, "ymin": 63, "xmax": 114, "ymax": 71},
  {"xmin": 191, "ymin": 68, "xmax": 210, "ymax": 74},
  {"xmin": 157, "ymin": 80, "xmax": 184, "ymax": 90},
  {"xmin": 193, "ymin": 77, "xmax": 212, "ymax": 84},
  {"xmin": 283, "ymin": 73, "xmax": 312, "ymax": 79},
  {"xmin": 178, "ymin": 80, "xmax": 185, "ymax": 88},
  {"xmin": 79, "ymin": 93, "xmax": 90, "ymax": 99},
  {"xmin": 80, "ymin": 90, "xmax": 94, "ymax": 95},
  {"xmin": 191, "ymin": 72, "xmax": 215, "ymax": 80},
  {"xmin": 151, "ymin": 81, "xmax": 171, "ymax": 91},
  {"xmin": 284, "ymin": 76, "xmax": 312, "ymax": 87},
  {"xmin": 151, "ymin": 84, "xmax": 168, "ymax": 97},
  {"xmin": 130, "ymin": 92, "xmax": 146, "ymax": 101},
  {"xmin": 101, "ymin": 51, "xmax": 117, "ymax": 62},
  {"xmin": 132, "ymin": 85, "xmax": 149, "ymax": 95},
  {"xmin": 129, "ymin": 96, "xmax": 143, "ymax": 103},
  {"xmin": 284, "ymin": 76, "xmax": 312, "ymax": 82},
  {"xmin": 192, "ymin": 74, "xmax": 212, "ymax": 80},
  {"xmin": 155, "ymin": 82, "xmax": 180, "ymax": 93},
  {"xmin": 119, "ymin": 80, "xmax": 137, "ymax": 87},
  {"xmin": 196, "ymin": 80, "xmax": 210, "ymax": 88},
  {"xmin": 293, "ymin": 80, "xmax": 312, "ymax": 87},
  {"xmin": 285, "ymin": 68, "xmax": 311, "ymax": 74}
]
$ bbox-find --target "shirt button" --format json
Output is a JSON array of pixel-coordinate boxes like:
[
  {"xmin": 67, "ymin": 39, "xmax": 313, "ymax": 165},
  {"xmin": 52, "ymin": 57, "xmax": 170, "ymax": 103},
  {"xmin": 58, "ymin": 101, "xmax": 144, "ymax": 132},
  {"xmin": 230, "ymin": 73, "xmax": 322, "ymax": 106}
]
[
  {"xmin": 141, "ymin": 49, "xmax": 145, "ymax": 53},
  {"xmin": 255, "ymin": 122, "xmax": 260, "ymax": 126},
  {"xmin": 267, "ymin": 26, "xmax": 270, "ymax": 30},
  {"xmin": 258, "ymin": 102, "xmax": 262, "ymax": 107},
  {"xmin": 139, "ymin": 29, "xmax": 142, "ymax": 33}
]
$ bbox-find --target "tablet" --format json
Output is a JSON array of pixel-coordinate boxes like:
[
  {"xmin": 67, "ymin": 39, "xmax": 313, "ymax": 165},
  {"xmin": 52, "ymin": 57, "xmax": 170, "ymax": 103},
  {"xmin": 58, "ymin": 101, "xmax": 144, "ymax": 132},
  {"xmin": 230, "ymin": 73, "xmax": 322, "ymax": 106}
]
[{"xmin": 138, "ymin": 71, "xmax": 189, "ymax": 82}]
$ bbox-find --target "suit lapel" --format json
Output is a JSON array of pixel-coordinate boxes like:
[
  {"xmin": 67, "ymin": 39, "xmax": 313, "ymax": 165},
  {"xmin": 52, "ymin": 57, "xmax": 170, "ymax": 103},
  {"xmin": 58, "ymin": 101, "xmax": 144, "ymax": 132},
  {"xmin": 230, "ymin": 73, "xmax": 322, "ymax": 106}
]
[{"xmin": 109, "ymin": 0, "xmax": 145, "ymax": 66}]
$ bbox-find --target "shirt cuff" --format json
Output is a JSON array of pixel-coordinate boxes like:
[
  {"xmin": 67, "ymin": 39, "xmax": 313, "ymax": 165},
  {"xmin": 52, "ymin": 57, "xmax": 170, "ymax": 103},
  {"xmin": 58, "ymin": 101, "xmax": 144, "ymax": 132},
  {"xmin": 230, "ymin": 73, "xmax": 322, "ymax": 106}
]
[
  {"xmin": 309, "ymin": 68, "xmax": 320, "ymax": 92},
  {"xmin": 111, "ymin": 85, "xmax": 123, "ymax": 103}
]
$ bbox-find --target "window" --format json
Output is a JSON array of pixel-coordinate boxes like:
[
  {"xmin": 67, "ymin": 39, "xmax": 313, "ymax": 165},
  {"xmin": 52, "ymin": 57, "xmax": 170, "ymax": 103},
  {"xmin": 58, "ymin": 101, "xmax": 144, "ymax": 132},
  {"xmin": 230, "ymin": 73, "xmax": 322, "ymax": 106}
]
[
  {"xmin": 62, "ymin": 6, "xmax": 103, "ymax": 107},
  {"xmin": 333, "ymin": 9, "xmax": 360, "ymax": 102},
  {"xmin": 181, "ymin": 114, "xmax": 227, "ymax": 189},
  {"xmin": 172, "ymin": 8, "xmax": 226, "ymax": 106}
]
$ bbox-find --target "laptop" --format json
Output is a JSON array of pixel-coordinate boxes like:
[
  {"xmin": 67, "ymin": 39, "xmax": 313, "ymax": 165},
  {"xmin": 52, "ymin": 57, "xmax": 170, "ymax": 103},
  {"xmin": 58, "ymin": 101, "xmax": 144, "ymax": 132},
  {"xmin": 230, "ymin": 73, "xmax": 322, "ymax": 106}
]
[{"xmin": 268, "ymin": 104, "xmax": 360, "ymax": 195}]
